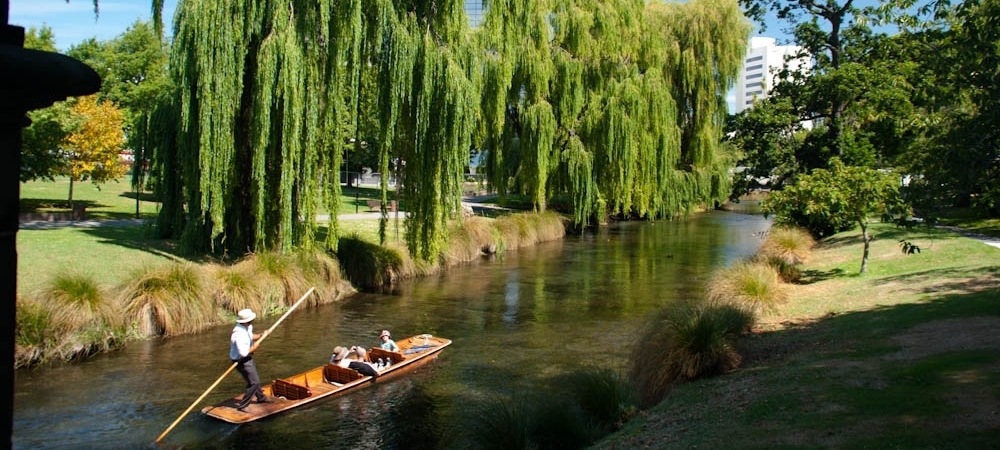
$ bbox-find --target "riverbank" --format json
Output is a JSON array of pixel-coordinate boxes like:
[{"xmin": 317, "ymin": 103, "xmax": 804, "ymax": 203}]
[
  {"xmin": 592, "ymin": 222, "xmax": 1000, "ymax": 449},
  {"xmin": 14, "ymin": 210, "xmax": 566, "ymax": 367}
]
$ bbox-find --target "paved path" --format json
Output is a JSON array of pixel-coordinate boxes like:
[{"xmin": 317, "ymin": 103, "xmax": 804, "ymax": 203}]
[
  {"xmin": 19, "ymin": 195, "xmax": 503, "ymax": 230},
  {"xmin": 935, "ymin": 225, "xmax": 1000, "ymax": 249}
]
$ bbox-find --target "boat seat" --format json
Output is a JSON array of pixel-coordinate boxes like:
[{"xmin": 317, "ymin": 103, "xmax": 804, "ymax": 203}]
[
  {"xmin": 368, "ymin": 348, "xmax": 404, "ymax": 365},
  {"xmin": 271, "ymin": 379, "xmax": 312, "ymax": 400},
  {"xmin": 324, "ymin": 363, "xmax": 365, "ymax": 384}
]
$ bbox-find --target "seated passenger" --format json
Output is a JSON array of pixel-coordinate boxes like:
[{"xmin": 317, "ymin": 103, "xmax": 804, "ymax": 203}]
[
  {"xmin": 330, "ymin": 346, "xmax": 351, "ymax": 368},
  {"xmin": 379, "ymin": 329, "xmax": 400, "ymax": 352},
  {"xmin": 348, "ymin": 346, "xmax": 379, "ymax": 377}
]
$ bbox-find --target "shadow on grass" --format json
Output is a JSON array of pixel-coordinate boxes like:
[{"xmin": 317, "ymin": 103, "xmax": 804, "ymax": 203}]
[
  {"xmin": 733, "ymin": 289, "xmax": 999, "ymax": 449},
  {"xmin": 76, "ymin": 225, "xmax": 204, "ymax": 263},
  {"xmin": 119, "ymin": 191, "xmax": 160, "ymax": 202},
  {"xmin": 872, "ymin": 266, "xmax": 1000, "ymax": 294},
  {"xmin": 797, "ymin": 268, "xmax": 846, "ymax": 284}
]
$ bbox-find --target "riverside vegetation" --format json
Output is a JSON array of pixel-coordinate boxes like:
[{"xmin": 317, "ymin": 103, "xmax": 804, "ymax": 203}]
[
  {"xmin": 16, "ymin": 179, "xmax": 566, "ymax": 368},
  {"xmin": 18, "ymin": 180, "xmax": 999, "ymax": 448}
]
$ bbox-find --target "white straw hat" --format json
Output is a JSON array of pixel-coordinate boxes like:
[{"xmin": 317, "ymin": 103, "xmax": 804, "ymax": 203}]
[{"xmin": 236, "ymin": 309, "xmax": 257, "ymax": 323}]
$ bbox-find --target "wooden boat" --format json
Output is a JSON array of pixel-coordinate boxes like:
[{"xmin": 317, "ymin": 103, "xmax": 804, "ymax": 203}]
[{"xmin": 201, "ymin": 334, "xmax": 451, "ymax": 424}]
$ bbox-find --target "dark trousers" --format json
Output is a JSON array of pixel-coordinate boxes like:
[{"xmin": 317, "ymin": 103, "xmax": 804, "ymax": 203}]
[{"xmin": 234, "ymin": 356, "xmax": 265, "ymax": 407}]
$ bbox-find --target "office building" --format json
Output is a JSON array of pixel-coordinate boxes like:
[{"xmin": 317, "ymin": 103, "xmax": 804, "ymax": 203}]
[{"xmin": 733, "ymin": 37, "xmax": 810, "ymax": 114}]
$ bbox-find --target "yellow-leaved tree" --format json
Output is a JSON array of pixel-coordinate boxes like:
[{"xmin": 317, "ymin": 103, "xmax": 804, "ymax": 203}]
[{"xmin": 63, "ymin": 95, "xmax": 127, "ymax": 208}]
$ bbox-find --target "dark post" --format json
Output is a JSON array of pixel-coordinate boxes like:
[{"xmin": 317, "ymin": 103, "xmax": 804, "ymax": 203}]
[{"xmin": 1, "ymin": 2, "xmax": 101, "ymax": 445}]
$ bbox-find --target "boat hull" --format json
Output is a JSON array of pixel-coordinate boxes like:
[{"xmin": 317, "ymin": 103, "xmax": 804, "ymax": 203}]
[{"xmin": 201, "ymin": 334, "xmax": 451, "ymax": 424}]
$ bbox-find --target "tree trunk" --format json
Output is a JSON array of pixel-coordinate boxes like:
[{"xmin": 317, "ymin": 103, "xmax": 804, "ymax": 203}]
[
  {"xmin": 860, "ymin": 222, "xmax": 871, "ymax": 274},
  {"xmin": 68, "ymin": 177, "xmax": 74, "ymax": 209}
]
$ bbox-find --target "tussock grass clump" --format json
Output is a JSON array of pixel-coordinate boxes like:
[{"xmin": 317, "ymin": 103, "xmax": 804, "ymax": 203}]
[
  {"xmin": 43, "ymin": 273, "xmax": 115, "ymax": 330},
  {"xmin": 465, "ymin": 396, "xmax": 534, "ymax": 450},
  {"xmin": 16, "ymin": 274, "xmax": 127, "ymax": 367},
  {"xmin": 118, "ymin": 264, "xmax": 214, "ymax": 337},
  {"xmin": 629, "ymin": 303, "xmax": 755, "ymax": 407},
  {"xmin": 443, "ymin": 216, "xmax": 499, "ymax": 262},
  {"xmin": 493, "ymin": 212, "xmax": 566, "ymax": 251},
  {"xmin": 212, "ymin": 259, "xmax": 276, "ymax": 315},
  {"xmin": 757, "ymin": 226, "xmax": 815, "ymax": 281},
  {"xmin": 565, "ymin": 368, "xmax": 639, "ymax": 431},
  {"xmin": 706, "ymin": 260, "xmax": 788, "ymax": 314},
  {"xmin": 337, "ymin": 235, "xmax": 407, "ymax": 292},
  {"xmin": 15, "ymin": 296, "xmax": 54, "ymax": 367}
]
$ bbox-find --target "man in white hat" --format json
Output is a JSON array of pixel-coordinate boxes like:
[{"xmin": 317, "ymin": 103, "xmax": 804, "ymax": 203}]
[{"xmin": 230, "ymin": 309, "xmax": 271, "ymax": 410}]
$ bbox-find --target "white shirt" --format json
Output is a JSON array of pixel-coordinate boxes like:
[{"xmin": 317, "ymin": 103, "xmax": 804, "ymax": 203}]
[{"xmin": 230, "ymin": 324, "xmax": 254, "ymax": 360}]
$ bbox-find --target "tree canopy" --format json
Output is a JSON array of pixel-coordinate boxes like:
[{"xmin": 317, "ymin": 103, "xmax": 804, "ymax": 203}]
[{"xmin": 147, "ymin": 0, "xmax": 751, "ymax": 259}]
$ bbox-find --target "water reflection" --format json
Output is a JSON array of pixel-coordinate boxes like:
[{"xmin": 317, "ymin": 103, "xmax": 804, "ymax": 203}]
[{"xmin": 13, "ymin": 211, "xmax": 770, "ymax": 449}]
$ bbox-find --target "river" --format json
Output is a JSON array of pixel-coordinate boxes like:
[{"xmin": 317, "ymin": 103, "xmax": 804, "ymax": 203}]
[{"xmin": 13, "ymin": 210, "xmax": 770, "ymax": 449}]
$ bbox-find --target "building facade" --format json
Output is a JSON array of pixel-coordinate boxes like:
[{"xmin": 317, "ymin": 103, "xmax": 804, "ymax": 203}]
[{"xmin": 733, "ymin": 37, "xmax": 809, "ymax": 114}]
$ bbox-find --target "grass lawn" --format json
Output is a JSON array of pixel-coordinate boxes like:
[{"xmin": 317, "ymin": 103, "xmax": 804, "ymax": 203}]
[
  {"xmin": 594, "ymin": 222, "xmax": 1000, "ymax": 449},
  {"xmin": 19, "ymin": 178, "xmax": 398, "ymax": 219},
  {"xmin": 16, "ymin": 178, "xmax": 408, "ymax": 294}
]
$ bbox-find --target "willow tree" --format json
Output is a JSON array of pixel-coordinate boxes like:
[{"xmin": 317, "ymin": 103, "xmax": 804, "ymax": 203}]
[
  {"xmin": 151, "ymin": 0, "xmax": 477, "ymax": 260},
  {"xmin": 478, "ymin": 0, "xmax": 749, "ymax": 228},
  {"xmin": 377, "ymin": 2, "xmax": 479, "ymax": 260}
]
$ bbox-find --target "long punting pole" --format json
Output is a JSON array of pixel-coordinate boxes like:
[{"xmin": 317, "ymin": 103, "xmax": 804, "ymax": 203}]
[{"xmin": 155, "ymin": 287, "xmax": 316, "ymax": 443}]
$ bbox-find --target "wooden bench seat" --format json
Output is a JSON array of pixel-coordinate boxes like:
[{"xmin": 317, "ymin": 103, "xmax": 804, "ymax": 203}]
[
  {"xmin": 324, "ymin": 363, "xmax": 365, "ymax": 384},
  {"xmin": 365, "ymin": 199, "xmax": 398, "ymax": 212},
  {"xmin": 368, "ymin": 347, "xmax": 404, "ymax": 366},
  {"xmin": 271, "ymin": 379, "xmax": 312, "ymax": 400}
]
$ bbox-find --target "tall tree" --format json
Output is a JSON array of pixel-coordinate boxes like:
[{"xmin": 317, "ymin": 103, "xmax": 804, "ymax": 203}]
[
  {"xmin": 763, "ymin": 158, "xmax": 903, "ymax": 273},
  {"xmin": 479, "ymin": 0, "xmax": 749, "ymax": 227}
]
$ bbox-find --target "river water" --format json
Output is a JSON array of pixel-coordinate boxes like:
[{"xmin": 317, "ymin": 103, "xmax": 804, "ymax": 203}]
[{"xmin": 13, "ymin": 210, "xmax": 770, "ymax": 449}]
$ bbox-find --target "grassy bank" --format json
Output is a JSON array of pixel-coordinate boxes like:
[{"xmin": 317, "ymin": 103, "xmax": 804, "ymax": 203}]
[
  {"xmin": 16, "ymin": 180, "xmax": 566, "ymax": 367},
  {"xmin": 592, "ymin": 222, "xmax": 1000, "ymax": 449}
]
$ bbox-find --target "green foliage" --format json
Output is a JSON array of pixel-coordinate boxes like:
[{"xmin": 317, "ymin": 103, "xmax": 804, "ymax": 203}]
[
  {"xmin": 480, "ymin": 0, "xmax": 749, "ymax": 228},
  {"xmin": 764, "ymin": 159, "xmax": 902, "ymax": 237},
  {"xmin": 21, "ymin": 102, "xmax": 76, "ymax": 182},
  {"xmin": 764, "ymin": 158, "xmax": 905, "ymax": 272}
]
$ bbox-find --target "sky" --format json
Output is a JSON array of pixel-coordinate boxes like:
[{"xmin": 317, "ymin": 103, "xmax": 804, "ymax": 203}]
[
  {"xmin": 10, "ymin": 0, "xmax": 797, "ymax": 52},
  {"xmin": 8, "ymin": 0, "xmax": 793, "ymax": 112},
  {"xmin": 8, "ymin": 0, "xmax": 178, "ymax": 51}
]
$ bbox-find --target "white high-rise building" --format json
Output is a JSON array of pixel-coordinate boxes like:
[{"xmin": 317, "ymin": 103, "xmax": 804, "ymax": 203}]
[
  {"xmin": 733, "ymin": 37, "xmax": 810, "ymax": 114},
  {"xmin": 465, "ymin": 0, "xmax": 486, "ymax": 28}
]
